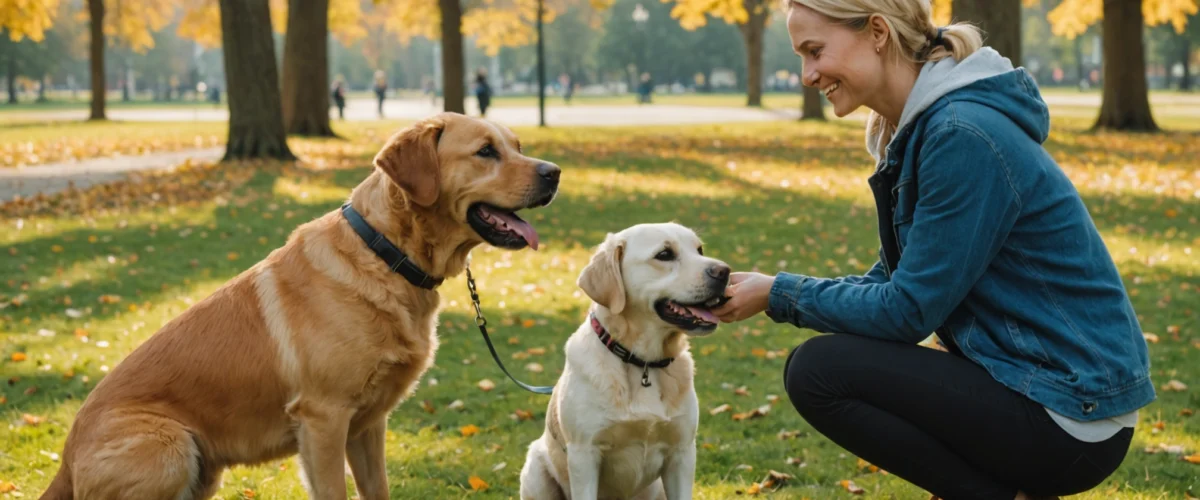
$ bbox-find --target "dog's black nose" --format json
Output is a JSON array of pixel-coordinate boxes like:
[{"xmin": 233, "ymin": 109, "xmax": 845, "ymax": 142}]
[
  {"xmin": 536, "ymin": 163, "xmax": 561, "ymax": 184},
  {"xmin": 707, "ymin": 264, "xmax": 730, "ymax": 282}
]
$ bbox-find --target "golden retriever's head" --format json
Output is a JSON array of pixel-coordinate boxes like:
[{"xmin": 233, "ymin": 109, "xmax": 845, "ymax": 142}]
[
  {"xmin": 372, "ymin": 112, "xmax": 560, "ymax": 251},
  {"xmin": 578, "ymin": 223, "xmax": 731, "ymax": 336}
]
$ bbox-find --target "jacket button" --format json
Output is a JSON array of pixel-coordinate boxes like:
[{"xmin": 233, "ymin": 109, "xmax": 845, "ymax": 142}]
[{"xmin": 1082, "ymin": 402, "xmax": 1097, "ymax": 414}]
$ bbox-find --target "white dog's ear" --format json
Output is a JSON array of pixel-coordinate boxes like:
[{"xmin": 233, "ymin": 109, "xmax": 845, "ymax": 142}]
[{"xmin": 577, "ymin": 234, "xmax": 626, "ymax": 314}]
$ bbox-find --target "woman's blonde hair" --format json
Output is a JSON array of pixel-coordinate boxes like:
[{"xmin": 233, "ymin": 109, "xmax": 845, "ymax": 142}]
[{"xmin": 783, "ymin": 0, "xmax": 984, "ymax": 155}]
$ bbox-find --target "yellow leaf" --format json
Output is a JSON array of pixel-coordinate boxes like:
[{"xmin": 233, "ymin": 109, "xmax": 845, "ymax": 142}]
[
  {"xmin": 460, "ymin": 424, "xmax": 481, "ymax": 437},
  {"xmin": 227, "ymin": 252, "xmax": 240, "ymax": 261},
  {"xmin": 468, "ymin": 475, "xmax": 489, "ymax": 491},
  {"xmin": 51, "ymin": 244, "xmax": 63, "ymax": 253},
  {"xmin": 1184, "ymin": 453, "xmax": 1200, "ymax": 464},
  {"xmin": 840, "ymin": 479, "xmax": 865, "ymax": 494},
  {"xmin": 22, "ymin": 413, "xmax": 43, "ymax": 426},
  {"xmin": 243, "ymin": 488, "xmax": 256, "ymax": 498},
  {"xmin": 0, "ymin": 480, "xmax": 16, "ymax": 493},
  {"xmin": 11, "ymin": 352, "xmax": 26, "ymax": 362},
  {"xmin": 522, "ymin": 319, "xmax": 536, "ymax": 328}
]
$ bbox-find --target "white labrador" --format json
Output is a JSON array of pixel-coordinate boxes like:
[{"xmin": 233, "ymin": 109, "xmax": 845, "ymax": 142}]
[{"xmin": 519, "ymin": 223, "xmax": 731, "ymax": 500}]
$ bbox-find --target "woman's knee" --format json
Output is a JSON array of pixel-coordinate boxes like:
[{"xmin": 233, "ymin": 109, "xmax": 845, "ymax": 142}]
[{"xmin": 783, "ymin": 335, "xmax": 854, "ymax": 412}]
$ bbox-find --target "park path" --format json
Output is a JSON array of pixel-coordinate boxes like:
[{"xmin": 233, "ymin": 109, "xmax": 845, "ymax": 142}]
[
  {"xmin": 0, "ymin": 147, "xmax": 224, "ymax": 202},
  {"xmin": 0, "ymin": 101, "xmax": 803, "ymax": 202}
]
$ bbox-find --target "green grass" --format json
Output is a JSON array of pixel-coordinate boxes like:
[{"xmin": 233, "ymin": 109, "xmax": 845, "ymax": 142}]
[{"xmin": 1, "ymin": 115, "xmax": 1199, "ymax": 499}]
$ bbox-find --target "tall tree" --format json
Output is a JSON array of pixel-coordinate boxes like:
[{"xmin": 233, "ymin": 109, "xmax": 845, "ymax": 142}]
[
  {"xmin": 217, "ymin": 0, "xmax": 295, "ymax": 160},
  {"xmin": 282, "ymin": 0, "xmax": 335, "ymax": 136},
  {"xmin": 1048, "ymin": 0, "xmax": 1197, "ymax": 130},
  {"xmin": 1095, "ymin": 0, "xmax": 1157, "ymax": 130},
  {"xmin": 951, "ymin": 0, "xmax": 1022, "ymax": 63},
  {"xmin": 665, "ymin": 0, "xmax": 774, "ymax": 107},
  {"xmin": 88, "ymin": 0, "xmax": 105, "ymax": 120},
  {"xmin": 439, "ymin": 0, "xmax": 465, "ymax": 113}
]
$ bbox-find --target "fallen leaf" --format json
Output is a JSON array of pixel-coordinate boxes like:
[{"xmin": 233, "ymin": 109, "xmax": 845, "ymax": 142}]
[
  {"xmin": 1162, "ymin": 380, "xmax": 1188, "ymax": 392},
  {"xmin": 1181, "ymin": 408, "xmax": 1194, "ymax": 417},
  {"xmin": 1184, "ymin": 453, "xmax": 1200, "ymax": 464},
  {"xmin": 10, "ymin": 352, "xmax": 26, "ymax": 362},
  {"xmin": 477, "ymin": 379, "xmax": 496, "ymax": 392},
  {"xmin": 1143, "ymin": 332, "xmax": 1160, "ymax": 343},
  {"xmin": 492, "ymin": 462, "xmax": 507, "ymax": 472},
  {"xmin": 777, "ymin": 429, "xmax": 802, "ymax": 440},
  {"xmin": 22, "ymin": 413, "xmax": 43, "ymax": 426},
  {"xmin": 840, "ymin": 479, "xmax": 865, "ymax": 494},
  {"xmin": 507, "ymin": 337, "xmax": 520, "ymax": 345},
  {"xmin": 732, "ymin": 405, "xmax": 771, "ymax": 421},
  {"xmin": 734, "ymin": 386, "xmax": 749, "ymax": 396},
  {"xmin": 243, "ymin": 488, "xmax": 256, "ymax": 498},
  {"xmin": 522, "ymin": 319, "xmax": 536, "ymax": 328},
  {"xmin": 420, "ymin": 400, "xmax": 435, "ymax": 414},
  {"xmin": 468, "ymin": 475, "xmax": 489, "ymax": 491},
  {"xmin": 709, "ymin": 404, "xmax": 731, "ymax": 415},
  {"xmin": 460, "ymin": 424, "xmax": 481, "ymax": 437},
  {"xmin": 1184, "ymin": 489, "xmax": 1197, "ymax": 499},
  {"xmin": 857, "ymin": 458, "xmax": 880, "ymax": 473},
  {"xmin": 751, "ymin": 347, "xmax": 767, "ymax": 358},
  {"xmin": 513, "ymin": 409, "xmax": 534, "ymax": 421},
  {"xmin": 526, "ymin": 347, "xmax": 547, "ymax": 356},
  {"xmin": 448, "ymin": 400, "xmax": 465, "ymax": 411},
  {"xmin": 525, "ymin": 362, "xmax": 544, "ymax": 373},
  {"xmin": 23, "ymin": 386, "xmax": 36, "ymax": 396},
  {"xmin": 786, "ymin": 457, "xmax": 806, "ymax": 466},
  {"xmin": 0, "ymin": 481, "xmax": 16, "ymax": 493}
]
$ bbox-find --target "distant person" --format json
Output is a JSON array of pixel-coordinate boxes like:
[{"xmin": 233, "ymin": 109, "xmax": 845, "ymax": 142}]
[
  {"xmin": 474, "ymin": 68, "xmax": 492, "ymax": 117},
  {"xmin": 637, "ymin": 72, "xmax": 653, "ymax": 104},
  {"xmin": 373, "ymin": 70, "xmax": 388, "ymax": 118},
  {"xmin": 330, "ymin": 78, "xmax": 346, "ymax": 120}
]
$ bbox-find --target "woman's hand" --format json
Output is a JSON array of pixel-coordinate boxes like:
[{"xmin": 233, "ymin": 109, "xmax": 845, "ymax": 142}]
[{"xmin": 712, "ymin": 272, "xmax": 774, "ymax": 323}]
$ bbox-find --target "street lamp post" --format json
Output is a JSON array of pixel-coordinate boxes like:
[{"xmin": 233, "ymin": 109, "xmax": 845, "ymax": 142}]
[
  {"xmin": 632, "ymin": 3, "xmax": 649, "ymax": 100},
  {"xmin": 537, "ymin": 0, "xmax": 546, "ymax": 127}
]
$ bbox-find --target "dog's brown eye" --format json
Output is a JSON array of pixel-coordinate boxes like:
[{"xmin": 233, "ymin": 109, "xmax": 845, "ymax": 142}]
[
  {"xmin": 655, "ymin": 248, "xmax": 675, "ymax": 261},
  {"xmin": 697, "ymin": 246, "xmax": 703, "ymax": 256},
  {"xmin": 476, "ymin": 144, "xmax": 497, "ymax": 159}
]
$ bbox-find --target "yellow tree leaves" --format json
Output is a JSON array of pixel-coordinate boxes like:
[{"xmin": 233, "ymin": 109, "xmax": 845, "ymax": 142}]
[
  {"xmin": 104, "ymin": 0, "xmax": 174, "ymax": 53},
  {"xmin": 1048, "ymin": 0, "xmax": 1198, "ymax": 38},
  {"xmin": 0, "ymin": 0, "xmax": 61, "ymax": 42},
  {"xmin": 380, "ymin": 0, "xmax": 606, "ymax": 56},
  {"xmin": 177, "ymin": 0, "xmax": 360, "ymax": 49},
  {"xmin": 665, "ymin": 0, "xmax": 753, "ymax": 30}
]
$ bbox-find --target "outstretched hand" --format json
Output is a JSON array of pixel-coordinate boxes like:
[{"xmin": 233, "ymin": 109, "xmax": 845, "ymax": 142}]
[{"xmin": 712, "ymin": 272, "xmax": 774, "ymax": 323}]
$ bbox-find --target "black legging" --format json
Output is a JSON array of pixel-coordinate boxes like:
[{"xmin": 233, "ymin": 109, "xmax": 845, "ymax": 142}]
[{"xmin": 783, "ymin": 334, "xmax": 1133, "ymax": 499}]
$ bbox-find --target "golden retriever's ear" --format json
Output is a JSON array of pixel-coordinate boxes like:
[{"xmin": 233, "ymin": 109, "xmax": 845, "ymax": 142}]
[
  {"xmin": 373, "ymin": 118, "xmax": 444, "ymax": 207},
  {"xmin": 577, "ymin": 234, "xmax": 626, "ymax": 314}
]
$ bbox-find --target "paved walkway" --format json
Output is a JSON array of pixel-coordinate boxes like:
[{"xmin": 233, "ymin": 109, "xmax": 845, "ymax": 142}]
[
  {"xmin": 0, "ymin": 101, "xmax": 806, "ymax": 202},
  {"xmin": 2, "ymin": 98, "xmax": 802, "ymax": 126},
  {"xmin": 0, "ymin": 147, "xmax": 224, "ymax": 202}
]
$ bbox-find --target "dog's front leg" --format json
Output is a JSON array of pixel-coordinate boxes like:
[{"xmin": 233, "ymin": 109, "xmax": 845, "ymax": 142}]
[
  {"xmin": 346, "ymin": 419, "xmax": 388, "ymax": 500},
  {"xmin": 293, "ymin": 402, "xmax": 354, "ymax": 500},
  {"xmin": 662, "ymin": 444, "xmax": 696, "ymax": 500},
  {"xmin": 566, "ymin": 443, "xmax": 601, "ymax": 500}
]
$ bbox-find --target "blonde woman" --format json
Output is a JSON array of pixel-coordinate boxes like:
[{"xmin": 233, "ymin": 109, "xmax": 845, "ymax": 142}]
[{"xmin": 712, "ymin": 1, "xmax": 1153, "ymax": 498}]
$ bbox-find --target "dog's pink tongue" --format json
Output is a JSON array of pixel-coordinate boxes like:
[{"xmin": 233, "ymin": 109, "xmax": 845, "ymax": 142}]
[
  {"xmin": 491, "ymin": 211, "xmax": 540, "ymax": 250},
  {"xmin": 686, "ymin": 306, "xmax": 719, "ymax": 324}
]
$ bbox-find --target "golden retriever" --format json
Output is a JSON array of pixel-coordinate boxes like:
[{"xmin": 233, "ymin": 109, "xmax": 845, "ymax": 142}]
[
  {"xmin": 519, "ymin": 223, "xmax": 730, "ymax": 500},
  {"xmin": 40, "ymin": 112, "xmax": 560, "ymax": 500}
]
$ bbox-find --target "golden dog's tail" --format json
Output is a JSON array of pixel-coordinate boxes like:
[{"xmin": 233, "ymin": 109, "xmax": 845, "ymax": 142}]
[{"xmin": 39, "ymin": 465, "xmax": 72, "ymax": 500}]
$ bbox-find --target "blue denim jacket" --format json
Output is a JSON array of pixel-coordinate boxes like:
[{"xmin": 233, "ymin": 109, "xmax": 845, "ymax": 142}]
[{"xmin": 766, "ymin": 49, "xmax": 1155, "ymax": 421}]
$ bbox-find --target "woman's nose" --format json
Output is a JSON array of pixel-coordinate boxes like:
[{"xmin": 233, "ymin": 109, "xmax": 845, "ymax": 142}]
[{"xmin": 802, "ymin": 68, "xmax": 819, "ymax": 88}]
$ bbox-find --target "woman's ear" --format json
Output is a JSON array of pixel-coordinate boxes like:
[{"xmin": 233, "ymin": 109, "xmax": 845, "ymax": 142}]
[{"xmin": 867, "ymin": 14, "xmax": 890, "ymax": 51}]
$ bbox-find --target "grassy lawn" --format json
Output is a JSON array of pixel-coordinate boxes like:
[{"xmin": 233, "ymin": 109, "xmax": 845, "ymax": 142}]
[
  {"xmin": 1, "ymin": 114, "xmax": 1199, "ymax": 498},
  {"xmin": 0, "ymin": 120, "xmax": 226, "ymax": 169}
]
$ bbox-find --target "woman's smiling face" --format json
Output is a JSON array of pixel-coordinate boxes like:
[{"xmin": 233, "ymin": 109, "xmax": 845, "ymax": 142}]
[{"xmin": 787, "ymin": 4, "xmax": 887, "ymax": 118}]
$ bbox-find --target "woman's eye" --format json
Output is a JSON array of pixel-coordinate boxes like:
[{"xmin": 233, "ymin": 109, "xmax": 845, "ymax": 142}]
[
  {"xmin": 810, "ymin": 48, "xmax": 822, "ymax": 58},
  {"xmin": 476, "ymin": 145, "xmax": 497, "ymax": 158},
  {"xmin": 655, "ymin": 248, "xmax": 675, "ymax": 261}
]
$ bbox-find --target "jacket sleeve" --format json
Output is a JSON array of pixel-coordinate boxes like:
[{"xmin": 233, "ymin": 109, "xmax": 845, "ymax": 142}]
[
  {"xmin": 830, "ymin": 256, "xmax": 888, "ymax": 285},
  {"xmin": 765, "ymin": 125, "xmax": 1023, "ymax": 343}
]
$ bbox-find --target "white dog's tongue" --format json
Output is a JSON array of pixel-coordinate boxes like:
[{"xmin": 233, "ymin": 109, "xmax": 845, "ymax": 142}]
[
  {"xmin": 489, "ymin": 210, "xmax": 540, "ymax": 250},
  {"xmin": 685, "ymin": 306, "xmax": 718, "ymax": 324}
]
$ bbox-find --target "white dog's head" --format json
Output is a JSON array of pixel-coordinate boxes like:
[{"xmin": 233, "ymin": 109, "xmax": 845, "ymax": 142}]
[{"xmin": 577, "ymin": 223, "xmax": 731, "ymax": 336}]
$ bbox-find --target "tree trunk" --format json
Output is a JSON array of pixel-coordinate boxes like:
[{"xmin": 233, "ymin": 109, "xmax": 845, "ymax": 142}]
[
  {"xmin": 5, "ymin": 51, "xmax": 16, "ymax": 104},
  {"xmin": 739, "ymin": 1, "xmax": 769, "ymax": 108},
  {"xmin": 439, "ymin": 0, "xmax": 465, "ymax": 114},
  {"xmin": 218, "ymin": 0, "xmax": 295, "ymax": 161},
  {"xmin": 1093, "ymin": 0, "xmax": 1157, "ymax": 131},
  {"xmin": 282, "ymin": 0, "xmax": 336, "ymax": 137},
  {"xmin": 1180, "ymin": 35, "xmax": 1191, "ymax": 91},
  {"xmin": 88, "ymin": 0, "xmax": 106, "ymax": 120},
  {"xmin": 36, "ymin": 75, "xmax": 47, "ymax": 102},
  {"xmin": 951, "ymin": 0, "xmax": 1021, "ymax": 64},
  {"xmin": 801, "ymin": 85, "xmax": 825, "ymax": 120},
  {"xmin": 1074, "ymin": 35, "xmax": 1085, "ymax": 87}
]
